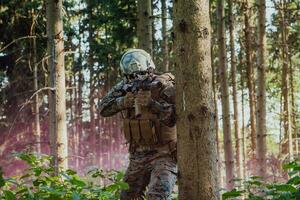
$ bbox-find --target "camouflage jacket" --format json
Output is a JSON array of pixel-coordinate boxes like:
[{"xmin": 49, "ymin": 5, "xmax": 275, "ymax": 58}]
[{"xmin": 99, "ymin": 73, "xmax": 176, "ymax": 127}]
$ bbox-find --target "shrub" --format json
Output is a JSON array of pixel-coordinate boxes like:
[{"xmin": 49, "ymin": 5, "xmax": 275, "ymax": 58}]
[
  {"xmin": 0, "ymin": 152, "xmax": 128, "ymax": 200},
  {"xmin": 222, "ymin": 161, "xmax": 300, "ymax": 200}
]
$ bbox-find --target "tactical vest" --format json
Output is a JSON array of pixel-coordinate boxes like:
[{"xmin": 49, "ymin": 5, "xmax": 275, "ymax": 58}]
[{"xmin": 122, "ymin": 73, "xmax": 176, "ymax": 148}]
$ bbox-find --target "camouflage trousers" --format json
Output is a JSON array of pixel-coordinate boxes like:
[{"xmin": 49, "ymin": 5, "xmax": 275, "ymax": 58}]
[{"xmin": 120, "ymin": 150, "xmax": 177, "ymax": 200}]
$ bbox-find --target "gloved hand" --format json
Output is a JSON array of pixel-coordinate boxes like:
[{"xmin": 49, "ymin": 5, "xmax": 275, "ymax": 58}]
[
  {"xmin": 135, "ymin": 90, "xmax": 152, "ymax": 107},
  {"xmin": 117, "ymin": 92, "xmax": 135, "ymax": 109}
]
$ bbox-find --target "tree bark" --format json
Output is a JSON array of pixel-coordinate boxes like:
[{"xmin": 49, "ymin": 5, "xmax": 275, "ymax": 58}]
[
  {"xmin": 290, "ymin": 57, "xmax": 298, "ymax": 155},
  {"xmin": 88, "ymin": 0, "xmax": 96, "ymax": 165},
  {"xmin": 174, "ymin": 0, "xmax": 218, "ymax": 199},
  {"xmin": 210, "ymin": 0, "xmax": 222, "ymax": 189},
  {"xmin": 161, "ymin": 0, "xmax": 169, "ymax": 71},
  {"xmin": 77, "ymin": 70, "xmax": 83, "ymax": 168},
  {"xmin": 241, "ymin": 73, "xmax": 247, "ymax": 179},
  {"xmin": 256, "ymin": 0, "xmax": 267, "ymax": 178},
  {"xmin": 243, "ymin": 0, "xmax": 257, "ymax": 153},
  {"xmin": 280, "ymin": 0, "xmax": 293, "ymax": 161},
  {"xmin": 217, "ymin": 0, "xmax": 235, "ymax": 190},
  {"xmin": 46, "ymin": 0, "xmax": 68, "ymax": 173},
  {"xmin": 229, "ymin": 0, "xmax": 243, "ymax": 180},
  {"xmin": 137, "ymin": 0, "xmax": 153, "ymax": 55},
  {"xmin": 30, "ymin": 8, "xmax": 41, "ymax": 155}
]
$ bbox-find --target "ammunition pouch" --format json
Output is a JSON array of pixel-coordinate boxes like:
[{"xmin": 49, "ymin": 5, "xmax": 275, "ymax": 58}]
[
  {"xmin": 123, "ymin": 117, "xmax": 176, "ymax": 147},
  {"xmin": 123, "ymin": 118, "xmax": 160, "ymax": 146}
]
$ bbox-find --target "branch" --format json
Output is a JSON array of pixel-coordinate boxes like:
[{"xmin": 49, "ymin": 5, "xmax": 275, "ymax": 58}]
[
  {"xmin": 8, "ymin": 87, "xmax": 55, "ymax": 136},
  {"xmin": 0, "ymin": 36, "xmax": 37, "ymax": 52}
]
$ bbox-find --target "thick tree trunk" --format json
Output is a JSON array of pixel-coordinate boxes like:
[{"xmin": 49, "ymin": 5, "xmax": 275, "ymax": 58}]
[
  {"xmin": 46, "ymin": 0, "xmax": 68, "ymax": 173},
  {"xmin": 217, "ymin": 0, "xmax": 235, "ymax": 190},
  {"xmin": 256, "ymin": 0, "xmax": 267, "ymax": 178},
  {"xmin": 174, "ymin": 0, "xmax": 218, "ymax": 199},
  {"xmin": 161, "ymin": 0, "xmax": 169, "ymax": 71},
  {"xmin": 243, "ymin": 0, "xmax": 257, "ymax": 153},
  {"xmin": 137, "ymin": 0, "xmax": 153, "ymax": 55},
  {"xmin": 229, "ymin": 0, "xmax": 243, "ymax": 180}
]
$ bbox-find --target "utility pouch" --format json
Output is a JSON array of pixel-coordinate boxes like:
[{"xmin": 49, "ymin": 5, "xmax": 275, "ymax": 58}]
[
  {"xmin": 123, "ymin": 119, "xmax": 132, "ymax": 142},
  {"xmin": 130, "ymin": 120, "xmax": 141, "ymax": 143},
  {"xmin": 139, "ymin": 119, "xmax": 158, "ymax": 145}
]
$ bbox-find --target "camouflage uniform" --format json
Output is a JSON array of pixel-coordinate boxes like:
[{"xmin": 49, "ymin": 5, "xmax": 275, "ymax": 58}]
[{"xmin": 99, "ymin": 73, "xmax": 177, "ymax": 200}]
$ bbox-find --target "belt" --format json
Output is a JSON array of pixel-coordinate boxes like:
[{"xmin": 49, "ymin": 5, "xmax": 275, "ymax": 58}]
[{"xmin": 134, "ymin": 141, "xmax": 177, "ymax": 153}]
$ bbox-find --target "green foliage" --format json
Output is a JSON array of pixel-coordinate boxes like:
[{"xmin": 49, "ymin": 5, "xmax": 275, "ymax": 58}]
[
  {"xmin": 222, "ymin": 161, "xmax": 300, "ymax": 200},
  {"xmin": 0, "ymin": 152, "xmax": 128, "ymax": 200}
]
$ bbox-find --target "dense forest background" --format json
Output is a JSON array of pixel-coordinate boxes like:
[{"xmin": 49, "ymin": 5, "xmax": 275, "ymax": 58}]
[{"xmin": 0, "ymin": 0, "xmax": 300, "ymax": 194}]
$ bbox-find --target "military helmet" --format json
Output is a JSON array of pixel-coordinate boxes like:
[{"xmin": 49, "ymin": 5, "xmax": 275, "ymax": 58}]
[{"xmin": 120, "ymin": 49, "xmax": 155, "ymax": 75}]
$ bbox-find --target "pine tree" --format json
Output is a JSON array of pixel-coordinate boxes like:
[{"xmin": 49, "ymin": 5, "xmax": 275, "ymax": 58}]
[
  {"xmin": 137, "ymin": 0, "xmax": 153, "ymax": 54},
  {"xmin": 217, "ymin": 0, "xmax": 235, "ymax": 189},
  {"xmin": 243, "ymin": 0, "xmax": 257, "ymax": 154},
  {"xmin": 46, "ymin": 0, "xmax": 68, "ymax": 173},
  {"xmin": 256, "ymin": 0, "xmax": 267, "ymax": 178},
  {"xmin": 174, "ymin": 0, "xmax": 218, "ymax": 198},
  {"xmin": 161, "ymin": 0, "xmax": 169, "ymax": 71},
  {"xmin": 229, "ymin": 0, "xmax": 243, "ymax": 180}
]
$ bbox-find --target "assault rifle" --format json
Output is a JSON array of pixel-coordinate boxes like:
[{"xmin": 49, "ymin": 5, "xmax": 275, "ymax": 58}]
[{"xmin": 121, "ymin": 74, "xmax": 162, "ymax": 117}]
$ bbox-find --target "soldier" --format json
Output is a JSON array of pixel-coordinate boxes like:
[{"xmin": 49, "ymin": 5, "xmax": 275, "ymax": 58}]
[{"xmin": 99, "ymin": 49, "xmax": 177, "ymax": 200}]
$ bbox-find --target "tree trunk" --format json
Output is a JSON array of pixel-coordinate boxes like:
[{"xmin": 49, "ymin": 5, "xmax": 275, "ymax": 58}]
[
  {"xmin": 88, "ymin": 0, "xmax": 96, "ymax": 165},
  {"xmin": 256, "ymin": 0, "xmax": 267, "ymax": 178},
  {"xmin": 290, "ymin": 57, "xmax": 298, "ymax": 155},
  {"xmin": 30, "ymin": 8, "xmax": 41, "ymax": 155},
  {"xmin": 243, "ymin": 0, "xmax": 257, "ymax": 153},
  {"xmin": 280, "ymin": 0, "xmax": 293, "ymax": 161},
  {"xmin": 210, "ymin": 0, "xmax": 222, "ymax": 188},
  {"xmin": 161, "ymin": 0, "xmax": 169, "ymax": 71},
  {"xmin": 174, "ymin": 0, "xmax": 218, "ymax": 199},
  {"xmin": 73, "ymin": 74, "xmax": 79, "ymax": 170},
  {"xmin": 46, "ymin": 0, "xmax": 68, "ymax": 173},
  {"xmin": 241, "ymin": 73, "xmax": 247, "ymax": 179},
  {"xmin": 137, "ymin": 0, "xmax": 153, "ymax": 55},
  {"xmin": 77, "ymin": 70, "xmax": 83, "ymax": 169},
  {"xmin": 229, "ymin": 0, "xmax": 243, "ymax": 180},
  {"xmin": 217, "ymin": 0, "xmax": 235, "ymax": 190},
  {"xmin": 213, "ymin": 45, "xmax": 222, "ymax": 190}
]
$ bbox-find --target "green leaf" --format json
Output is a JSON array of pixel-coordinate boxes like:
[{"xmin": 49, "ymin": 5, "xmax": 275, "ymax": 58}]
[
  {"xmin": 18, "ymin": 153, "xmax": 35, "ymax": 165},
  {"xmin": 115, "ymin": 171, "xmax": 125, "ymax": 181},
  {"xmin": 6, "ymin": 178, "xmax": 19, "ymax": 186},
  {"xmin": 248, "ymin": 180, "xmax": 263, "ymax": 186},
  {"xmin": 66, "ymin": 169, "xmax": 77, "ymax": 175},
  {"xmin": 287, "ymin": 176, "xmax": 300, "ymax": 185},
  {"xmin": 272, "ymin": 184, "xmax": 297, "ymax": 193},
  {"xmin": 105, "ymin": 184, "xmax": 119, "ymax": 192},
  {"xmin": 3, "ymin": 190, "xmax": 16, "ymax": 200},
  {"xmin": 70, "ymin": 176, "xmax": 86, "ymax": 187},
  {"xmin": 118, "ymin": 182, "xmax": 129, "ymax": 190},
  {"xmin": 34, "ymin": 168, "xmax": 42, "ymax": 176},
  {"xmin": 222, "ymin": 189, "xmax": 243, "ymax": 199},
  {"xmin": 71, "ymin": 192, "xmax": 81, "ymax": 200},
  {"xmin": 33, "ymin": 179, "xmax": 45, "ymax": 186},
  {"xmin": 295, "ymin": 189, "xmax": 300, "ymax": 199},
  {"xmin": 283, "ymin": 162, "xmax": 298, "ymax": 170},
  {"xmin": 0, "ymin": 167, "xmax": 5, "ymax": 188}
]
